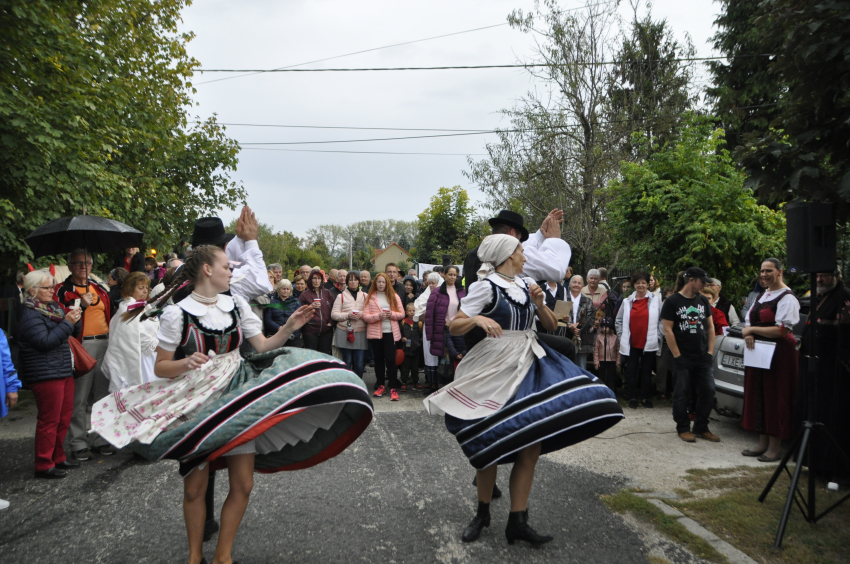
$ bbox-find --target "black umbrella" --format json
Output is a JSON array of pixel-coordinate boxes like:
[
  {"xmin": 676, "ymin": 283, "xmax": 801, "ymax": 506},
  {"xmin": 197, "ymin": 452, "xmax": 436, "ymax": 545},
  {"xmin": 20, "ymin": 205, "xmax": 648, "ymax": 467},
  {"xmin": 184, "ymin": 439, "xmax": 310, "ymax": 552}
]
[{"xmin": 25, "ymin": 214, "xmax": 144, "ymax": 258}]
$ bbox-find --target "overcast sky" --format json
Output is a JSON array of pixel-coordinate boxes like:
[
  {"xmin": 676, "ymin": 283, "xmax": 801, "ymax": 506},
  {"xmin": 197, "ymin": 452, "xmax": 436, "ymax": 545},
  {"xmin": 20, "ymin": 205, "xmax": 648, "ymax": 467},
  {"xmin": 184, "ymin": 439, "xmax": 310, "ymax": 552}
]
[{"xmin": 180, "ymin": 0, "xmax": 722, "ymax": 238}]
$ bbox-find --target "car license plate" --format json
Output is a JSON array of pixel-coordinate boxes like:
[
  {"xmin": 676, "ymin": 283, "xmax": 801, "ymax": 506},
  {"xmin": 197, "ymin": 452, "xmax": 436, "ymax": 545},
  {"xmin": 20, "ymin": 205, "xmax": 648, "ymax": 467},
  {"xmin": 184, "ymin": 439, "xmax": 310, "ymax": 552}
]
[{"xmin": 721, "ymin": 354, "xmax": 744, "ymax": 369}]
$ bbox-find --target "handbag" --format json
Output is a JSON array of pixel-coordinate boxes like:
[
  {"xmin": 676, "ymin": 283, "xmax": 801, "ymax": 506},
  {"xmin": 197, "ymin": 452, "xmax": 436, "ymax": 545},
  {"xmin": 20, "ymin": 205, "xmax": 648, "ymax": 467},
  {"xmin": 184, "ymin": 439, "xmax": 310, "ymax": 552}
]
[
  {"xmin": 69, "ymin": 337, "xmax": 97, "ymax": 378},
  {"xmin": 342, "ymin": 294, "xmax": 355, "ymax": 342},
  {"xmin": 436, "ymin": 353, "xmax": 454, "ymax": 381}
]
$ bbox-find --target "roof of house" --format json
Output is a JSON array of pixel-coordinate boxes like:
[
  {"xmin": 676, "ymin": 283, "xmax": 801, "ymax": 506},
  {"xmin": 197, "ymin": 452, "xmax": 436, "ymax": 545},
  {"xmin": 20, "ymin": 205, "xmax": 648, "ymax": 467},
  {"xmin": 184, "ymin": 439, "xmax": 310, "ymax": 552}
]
[{"xmin": 370, "ymin": 242, "xmax": 411, "ymax": 263}]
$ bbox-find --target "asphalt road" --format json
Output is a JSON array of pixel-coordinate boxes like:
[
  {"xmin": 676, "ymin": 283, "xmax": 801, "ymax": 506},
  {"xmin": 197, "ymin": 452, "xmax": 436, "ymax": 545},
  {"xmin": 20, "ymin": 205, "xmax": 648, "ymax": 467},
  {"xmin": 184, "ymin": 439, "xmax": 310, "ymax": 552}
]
[{"xmin": 0, "ymin": 408, "xmax": 673, "ymax": 564}]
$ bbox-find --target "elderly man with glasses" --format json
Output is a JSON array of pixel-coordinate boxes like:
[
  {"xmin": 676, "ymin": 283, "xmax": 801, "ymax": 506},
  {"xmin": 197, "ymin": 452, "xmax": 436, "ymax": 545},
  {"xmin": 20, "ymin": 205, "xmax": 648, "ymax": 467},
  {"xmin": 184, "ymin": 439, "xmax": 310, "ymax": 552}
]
[{"xmin": 54, "ymin": 249, "xmax": 115, "ymax": 461}]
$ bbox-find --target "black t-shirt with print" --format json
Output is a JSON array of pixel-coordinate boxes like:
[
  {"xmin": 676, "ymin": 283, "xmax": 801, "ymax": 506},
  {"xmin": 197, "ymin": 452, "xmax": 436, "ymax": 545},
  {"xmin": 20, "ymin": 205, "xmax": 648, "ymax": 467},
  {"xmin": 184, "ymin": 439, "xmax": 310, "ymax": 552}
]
[{"xmin": 660, "ymin": 292, "xmax": 713, "ymax": 359}]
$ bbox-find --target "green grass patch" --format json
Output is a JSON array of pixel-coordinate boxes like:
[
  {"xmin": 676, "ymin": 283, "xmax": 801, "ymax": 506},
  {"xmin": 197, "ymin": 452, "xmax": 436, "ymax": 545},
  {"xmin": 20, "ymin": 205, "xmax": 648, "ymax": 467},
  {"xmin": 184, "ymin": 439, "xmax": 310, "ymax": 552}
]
[
  {"xmin": 601, "ymin": 490, "xmax": 728, "ymax": 563},
  {"xmin": 670, "ymin": 466, "xmax": 850, "ymax": 564}
]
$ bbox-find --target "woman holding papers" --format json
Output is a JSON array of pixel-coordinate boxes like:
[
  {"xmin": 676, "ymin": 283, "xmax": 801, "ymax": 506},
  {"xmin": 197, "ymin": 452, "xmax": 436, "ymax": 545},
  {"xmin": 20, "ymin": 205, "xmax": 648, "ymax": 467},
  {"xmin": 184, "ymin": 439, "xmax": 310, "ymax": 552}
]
[{"xmin": 741, "ymin": 258, "xmax": 800, "ymax": 462}]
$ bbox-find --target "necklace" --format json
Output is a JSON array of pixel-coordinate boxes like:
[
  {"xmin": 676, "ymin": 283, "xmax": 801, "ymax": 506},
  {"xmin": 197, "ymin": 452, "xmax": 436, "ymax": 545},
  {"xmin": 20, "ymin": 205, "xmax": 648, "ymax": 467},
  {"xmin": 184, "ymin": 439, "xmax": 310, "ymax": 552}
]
[
  {"xmin": 494, "ymin": 271, "xmax": 516, "ymax": 283},
  {"xmin": 191, "ymin": 291, "xmax": 218, "ymax": 305}
]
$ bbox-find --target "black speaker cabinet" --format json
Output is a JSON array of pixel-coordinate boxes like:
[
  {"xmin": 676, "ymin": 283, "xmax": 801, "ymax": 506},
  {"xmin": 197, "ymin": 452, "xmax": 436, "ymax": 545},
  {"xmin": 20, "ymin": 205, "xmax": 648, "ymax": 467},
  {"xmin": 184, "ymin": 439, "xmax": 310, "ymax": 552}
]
[{"xmin": 786, "ymin": 202, "xmax": 836, "ymax": 273}]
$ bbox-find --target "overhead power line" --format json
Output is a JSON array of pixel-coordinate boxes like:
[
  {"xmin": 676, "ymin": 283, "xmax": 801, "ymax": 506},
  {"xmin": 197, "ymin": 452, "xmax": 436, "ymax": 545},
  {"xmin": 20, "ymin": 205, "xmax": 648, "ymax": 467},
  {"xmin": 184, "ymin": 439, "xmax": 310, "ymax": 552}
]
[
  {"xmin": 197, "ymin": 55, "xmax": 772, "ymax": 74},
  {"xmin": 234, "ymin": 103, "xmax": 779, "ymax": 146},
  {"xmin": 240, "ymin": 148, "xmax": 486, "ymax": 155},
  {"xmin": 192, "ymin": 122, "xmax": 490, "ymax": 132},
  {"xmin": 194, "ymin": 1, "xmax": 614, "ymax": 85}
]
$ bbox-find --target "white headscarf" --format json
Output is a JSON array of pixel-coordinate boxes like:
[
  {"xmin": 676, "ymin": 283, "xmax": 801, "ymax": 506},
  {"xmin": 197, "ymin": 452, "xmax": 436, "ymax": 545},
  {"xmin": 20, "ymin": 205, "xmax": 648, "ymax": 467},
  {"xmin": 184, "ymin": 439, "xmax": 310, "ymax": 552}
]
[{"xmin": 477, "ymin": 234, "xmax": 520, "ymax": 281}]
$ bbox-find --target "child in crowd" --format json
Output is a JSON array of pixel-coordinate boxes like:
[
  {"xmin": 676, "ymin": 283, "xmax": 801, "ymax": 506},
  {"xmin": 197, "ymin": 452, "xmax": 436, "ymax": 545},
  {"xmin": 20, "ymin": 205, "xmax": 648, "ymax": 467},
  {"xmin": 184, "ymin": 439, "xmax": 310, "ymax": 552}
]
[
  {"xmin": 594, "ymin": 317, "xmax": 620, "ymax": 391},
  {"xmin": 445, "ymin": 330, "xmax": 467, "ymax": 372},
  {"xmin": 144, "ymin": 256, "xmax": 165, "ymax": 284},
  {"xmin": 400, "ymin": 303, "xmax": 421, "ymax": 390}
]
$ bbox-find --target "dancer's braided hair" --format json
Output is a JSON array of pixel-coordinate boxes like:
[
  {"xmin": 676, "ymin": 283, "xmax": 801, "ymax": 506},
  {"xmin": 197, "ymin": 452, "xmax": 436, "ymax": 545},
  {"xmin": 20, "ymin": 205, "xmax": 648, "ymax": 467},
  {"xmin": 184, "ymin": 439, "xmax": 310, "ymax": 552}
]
[{"xmin": 122, "ymin": 245, "xmax": 225, "ymax": 322}]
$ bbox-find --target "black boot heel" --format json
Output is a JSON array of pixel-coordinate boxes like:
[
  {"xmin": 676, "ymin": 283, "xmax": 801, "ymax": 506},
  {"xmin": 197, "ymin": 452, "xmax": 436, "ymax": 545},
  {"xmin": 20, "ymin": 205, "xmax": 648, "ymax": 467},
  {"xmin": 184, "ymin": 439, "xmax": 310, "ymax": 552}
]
[
  {"xmin": 505, "ymin": 510, "xmax": 553, "ymax": 546},
  {"xmin": 462, "ymin": 501, "xmax": 491, "ymax": 543}
]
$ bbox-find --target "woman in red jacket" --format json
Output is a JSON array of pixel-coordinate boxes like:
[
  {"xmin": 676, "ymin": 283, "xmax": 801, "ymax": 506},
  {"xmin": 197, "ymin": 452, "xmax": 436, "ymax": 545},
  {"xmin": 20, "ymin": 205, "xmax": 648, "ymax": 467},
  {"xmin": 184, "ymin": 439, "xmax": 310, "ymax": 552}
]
[
  {"xmin": 298, "ymin": 269, "xmax": 335, "ymax": 355},
  {"xmin": 362, "ymin": 273, "xmax": 405, "ymax": 401}
]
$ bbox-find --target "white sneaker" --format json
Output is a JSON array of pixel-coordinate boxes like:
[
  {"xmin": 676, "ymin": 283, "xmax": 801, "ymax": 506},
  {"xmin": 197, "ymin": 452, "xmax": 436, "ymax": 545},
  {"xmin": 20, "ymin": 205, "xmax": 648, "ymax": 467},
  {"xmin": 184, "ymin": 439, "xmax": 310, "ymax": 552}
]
[{"xmin": 0, "ymin": 499, "xmax": 9, "ymax": 511}]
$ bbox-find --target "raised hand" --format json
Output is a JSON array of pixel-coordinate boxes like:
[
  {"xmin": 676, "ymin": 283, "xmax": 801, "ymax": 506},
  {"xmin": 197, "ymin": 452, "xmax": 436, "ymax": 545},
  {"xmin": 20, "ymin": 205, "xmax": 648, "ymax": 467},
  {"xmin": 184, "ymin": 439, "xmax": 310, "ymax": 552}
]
[
  {"xmin": 540, "ymin": 209, "xmax": 563, "ymax": 239},
  {"xmin": 235, "ymin": 206, "xmax": 259, "ymax": 242}
]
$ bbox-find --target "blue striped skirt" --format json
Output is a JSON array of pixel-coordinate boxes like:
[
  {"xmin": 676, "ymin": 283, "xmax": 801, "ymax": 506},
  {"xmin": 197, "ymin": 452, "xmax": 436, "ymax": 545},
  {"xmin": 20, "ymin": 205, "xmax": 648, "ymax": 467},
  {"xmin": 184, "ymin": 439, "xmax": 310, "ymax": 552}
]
[{"xmin": 445, "ymin": 340, "xmax": 623, "ymax": 469}]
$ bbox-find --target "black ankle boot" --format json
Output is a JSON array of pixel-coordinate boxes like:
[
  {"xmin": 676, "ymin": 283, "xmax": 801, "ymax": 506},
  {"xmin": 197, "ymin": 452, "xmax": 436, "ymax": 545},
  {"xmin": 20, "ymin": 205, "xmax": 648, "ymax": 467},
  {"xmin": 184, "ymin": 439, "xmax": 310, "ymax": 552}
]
[
  {"xmin": 462, "ymin": 501, "xmax": 491, "ymax": 543},
  {"xmin": 505, "ymin": 509, "xmax": 553, "ymax": 546}
]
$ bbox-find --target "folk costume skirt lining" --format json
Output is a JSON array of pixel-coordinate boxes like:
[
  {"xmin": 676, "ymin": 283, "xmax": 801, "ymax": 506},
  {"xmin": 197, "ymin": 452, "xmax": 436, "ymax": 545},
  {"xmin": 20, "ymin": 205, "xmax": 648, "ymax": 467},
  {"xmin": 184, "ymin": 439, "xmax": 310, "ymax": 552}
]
[{"xmin": 432, "ymin": 334, "xmax": 623, "ymax": 470}]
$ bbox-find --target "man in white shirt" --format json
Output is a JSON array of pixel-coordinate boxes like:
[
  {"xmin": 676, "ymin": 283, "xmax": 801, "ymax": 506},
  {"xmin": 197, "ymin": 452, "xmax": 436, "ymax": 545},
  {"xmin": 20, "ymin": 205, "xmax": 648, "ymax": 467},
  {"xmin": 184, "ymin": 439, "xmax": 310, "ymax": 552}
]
[{"xmin": 461, "ymin": 209, "xmax": 575, "ymax": 361}]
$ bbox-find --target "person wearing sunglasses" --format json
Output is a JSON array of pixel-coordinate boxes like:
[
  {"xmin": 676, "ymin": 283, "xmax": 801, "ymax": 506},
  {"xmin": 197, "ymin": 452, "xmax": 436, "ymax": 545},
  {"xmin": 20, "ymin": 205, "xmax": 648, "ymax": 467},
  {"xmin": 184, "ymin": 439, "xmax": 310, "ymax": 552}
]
[{"xmin": 54, "ymin": 249, "xmax": 114, "ymax": 461}]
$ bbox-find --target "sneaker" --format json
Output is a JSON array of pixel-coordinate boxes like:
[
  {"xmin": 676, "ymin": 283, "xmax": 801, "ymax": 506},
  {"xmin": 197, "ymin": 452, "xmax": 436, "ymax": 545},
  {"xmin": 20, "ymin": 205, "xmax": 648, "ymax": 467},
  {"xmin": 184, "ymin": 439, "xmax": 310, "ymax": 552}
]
[
  {"xmin": 399, "ymin": 385, "xmax": 408, "ymax": 392},
  {"xmin": 643, "ymin": 399, "xmax": 654, "ymax": 409},
  {"xmin": 373, "ymin": 386, "xmax": 385, "ymax": 398},
  {"xmin": 73, "ymin": 448, "xmax": 93, "ymax": 461},
  {"xmin": 95, "ymin": 444, "xmax": 117, "ymax": 456},
  {"xmin": 628, "ymin": 399, "xmax": 639, "ymax": 409},
  {"xmin": 0, "ymin": 499, "xmax": 9, "ymax": 511},
  {"xmin": 390, "ymin": 389, "xmax": 399, "ymax": 401}
]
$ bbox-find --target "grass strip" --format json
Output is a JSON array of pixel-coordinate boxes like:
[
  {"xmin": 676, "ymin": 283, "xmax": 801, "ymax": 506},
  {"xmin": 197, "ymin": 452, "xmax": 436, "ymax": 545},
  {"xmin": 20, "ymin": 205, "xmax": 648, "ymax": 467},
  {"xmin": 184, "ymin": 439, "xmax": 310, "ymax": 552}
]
[
  {"xmin": 601, "ymin": 490, "xmax": 728, "ymax": 563},
  {"xmin": 669, "ymin": 466, "xmax": 850, "ymax": 564}
]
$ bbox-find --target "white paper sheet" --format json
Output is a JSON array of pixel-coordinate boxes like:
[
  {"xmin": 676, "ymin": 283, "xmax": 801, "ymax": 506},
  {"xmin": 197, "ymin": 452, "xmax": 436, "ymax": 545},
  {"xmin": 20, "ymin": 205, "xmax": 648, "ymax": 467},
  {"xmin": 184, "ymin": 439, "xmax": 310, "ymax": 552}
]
[{"xmin": 743, "ymin": 340, "xmax": 777, "ymax": 369}]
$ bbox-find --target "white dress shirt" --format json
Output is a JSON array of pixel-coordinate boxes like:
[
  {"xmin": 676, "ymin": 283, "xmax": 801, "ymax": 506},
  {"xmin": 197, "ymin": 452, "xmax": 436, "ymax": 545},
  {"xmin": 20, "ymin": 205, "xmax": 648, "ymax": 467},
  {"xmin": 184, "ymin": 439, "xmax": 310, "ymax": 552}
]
[
  {"xmin": 225, "ymin": 237, "xmax": 273, "ymax": 301},
  {"xmin": 521, "ymin": 230, "xmax": 572, "ymax": 283}
]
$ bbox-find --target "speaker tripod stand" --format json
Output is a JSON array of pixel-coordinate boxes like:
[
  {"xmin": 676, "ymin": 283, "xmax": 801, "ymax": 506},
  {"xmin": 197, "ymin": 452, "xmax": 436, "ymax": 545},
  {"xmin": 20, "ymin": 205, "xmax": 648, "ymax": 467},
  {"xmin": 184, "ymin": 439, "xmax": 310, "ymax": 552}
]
[{"xmin": 757, "ymin": 272, "xmax": 850, "ymax": 548}]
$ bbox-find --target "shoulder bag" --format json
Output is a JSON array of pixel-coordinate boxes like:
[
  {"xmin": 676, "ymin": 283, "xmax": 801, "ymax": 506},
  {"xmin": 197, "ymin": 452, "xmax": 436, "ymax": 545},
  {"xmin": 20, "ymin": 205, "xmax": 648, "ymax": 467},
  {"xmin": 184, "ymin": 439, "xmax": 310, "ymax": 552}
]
[{"xmin": 69, "ymin": 337, "xmax": 97, "ymax": 378}]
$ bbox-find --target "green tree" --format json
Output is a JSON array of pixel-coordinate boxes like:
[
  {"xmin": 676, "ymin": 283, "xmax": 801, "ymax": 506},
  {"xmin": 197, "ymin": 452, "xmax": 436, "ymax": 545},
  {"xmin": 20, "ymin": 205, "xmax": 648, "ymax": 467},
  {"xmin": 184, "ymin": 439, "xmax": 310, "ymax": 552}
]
[
  {"xmin": 706, "ymin": 0, "xmax": 784, "ymax": 156},
  {"xmin": 415, "ymin": 186, "xmax": 479, "ymax": 264},
  {"xmin": 607, "ymin": 115, "xmax": 786, "ymax": 300},
  {"xmin": 467, "ymin": 0, "xmax": 622, "ymax": 272},
  {"xmin": 733, "ymin": 0, "xmax": 850, "ymax": 216},
  {"xmin": 0, "ymin": 0, "xmax": 244, "ymax": 276},
  {"xmin": 607, "ymin": 8, "xmax": 697, "ymax": 160}
]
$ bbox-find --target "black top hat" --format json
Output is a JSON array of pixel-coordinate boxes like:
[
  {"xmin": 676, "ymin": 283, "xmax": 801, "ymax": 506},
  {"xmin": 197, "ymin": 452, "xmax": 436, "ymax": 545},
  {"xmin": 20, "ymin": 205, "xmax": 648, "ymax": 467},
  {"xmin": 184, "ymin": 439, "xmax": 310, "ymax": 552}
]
[
  {"xmin": 683, "ymin": 266, "xmax": 711, "ymax": 283},
  {"xmin": 488, "ymin": 210, "xmax": 529, "ymax": 242},
  {"xmin": 191, "ymin": 217, "xmax": 235, "ymax": 248}
]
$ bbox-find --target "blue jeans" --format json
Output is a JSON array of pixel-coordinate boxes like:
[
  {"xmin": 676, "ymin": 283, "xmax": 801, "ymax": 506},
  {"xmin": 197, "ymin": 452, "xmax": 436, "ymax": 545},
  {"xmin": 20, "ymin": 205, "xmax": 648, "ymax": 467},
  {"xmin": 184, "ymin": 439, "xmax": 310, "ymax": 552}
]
[
  {"xmin": 340, "ymin": 348, "xmax": 365, "ymax": 379},
  {"xmin": 671, "ymin": 353, "xmax": 715, "ymax": 434}
]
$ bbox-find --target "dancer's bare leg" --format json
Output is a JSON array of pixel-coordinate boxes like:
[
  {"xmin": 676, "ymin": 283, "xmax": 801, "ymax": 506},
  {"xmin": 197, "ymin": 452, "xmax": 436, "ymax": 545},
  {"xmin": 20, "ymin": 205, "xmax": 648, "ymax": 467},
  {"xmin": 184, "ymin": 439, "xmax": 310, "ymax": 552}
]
[
  {"xmin": 509, "ymin": 443, "xmax": 541, "ymax": 512},
  {"xmin": 212, "ymin": 454, "xmax": 254, "ymax": 564},
  {"xmin": 183, "ymin": 464, "xmax": 210, "ymax": 564},
  {"xmin": 475, "ymin": 465, "xmax": 498, "ymax": 503},
  {"xmin": 764, "ymin": 435, "xmax": 782, "ymax": 458}
]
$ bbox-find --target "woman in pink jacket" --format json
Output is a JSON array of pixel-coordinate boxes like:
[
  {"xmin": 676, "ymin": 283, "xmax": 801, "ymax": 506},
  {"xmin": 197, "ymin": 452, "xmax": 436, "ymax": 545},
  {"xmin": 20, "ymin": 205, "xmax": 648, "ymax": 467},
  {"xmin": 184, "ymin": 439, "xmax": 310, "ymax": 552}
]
[
  {"xmin": 331, "ymin": 272, "xmax": 368, "ymax": 378},
  {"xmin": 362, "ymin": 273, "xmax": 405, "ymax": 401}
]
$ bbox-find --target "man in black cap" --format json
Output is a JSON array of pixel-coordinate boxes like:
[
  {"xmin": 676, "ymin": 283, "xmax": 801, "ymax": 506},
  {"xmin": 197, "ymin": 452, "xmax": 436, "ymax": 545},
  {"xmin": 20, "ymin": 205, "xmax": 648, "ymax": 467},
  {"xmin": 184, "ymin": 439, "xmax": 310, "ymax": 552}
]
[
  {"xmin": 661, "ymin": 266, "xmax": 719, "ymax": 443},
  {"xmin": 462, "ymin": 210, "xmax": 574, "ymax": 356}
]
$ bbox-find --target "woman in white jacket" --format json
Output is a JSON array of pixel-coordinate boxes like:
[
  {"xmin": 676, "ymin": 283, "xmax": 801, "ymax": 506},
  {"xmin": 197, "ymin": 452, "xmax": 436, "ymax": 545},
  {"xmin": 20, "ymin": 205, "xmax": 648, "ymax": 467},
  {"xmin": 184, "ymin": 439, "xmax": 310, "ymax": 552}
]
[
  {"xmin": 102, "ymin": 272, "xmax": 160, "ymax": 392},
  {"xmin": 615, "ymin": 272, "xmax": 663, "ymax": 409},
  {"xmin": 414, "ymin": 272, "xmax": 443, "ymax": 391}
]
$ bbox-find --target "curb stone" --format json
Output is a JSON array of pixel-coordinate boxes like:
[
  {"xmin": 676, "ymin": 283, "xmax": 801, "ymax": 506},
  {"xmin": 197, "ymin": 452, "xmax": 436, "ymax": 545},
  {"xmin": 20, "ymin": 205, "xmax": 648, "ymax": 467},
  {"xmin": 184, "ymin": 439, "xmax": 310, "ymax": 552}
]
[{"xmin": 649, "ymin": 498, "xmax": 757, "ymax": 564}]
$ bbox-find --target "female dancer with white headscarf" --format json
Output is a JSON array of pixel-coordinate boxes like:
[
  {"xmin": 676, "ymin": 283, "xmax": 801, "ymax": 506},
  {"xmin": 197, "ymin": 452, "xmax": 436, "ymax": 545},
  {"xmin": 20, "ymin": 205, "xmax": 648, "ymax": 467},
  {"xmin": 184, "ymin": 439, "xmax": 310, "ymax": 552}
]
[{"xmin": 424, "ymin": 234, "xmax": 624, "ymax": 546}]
